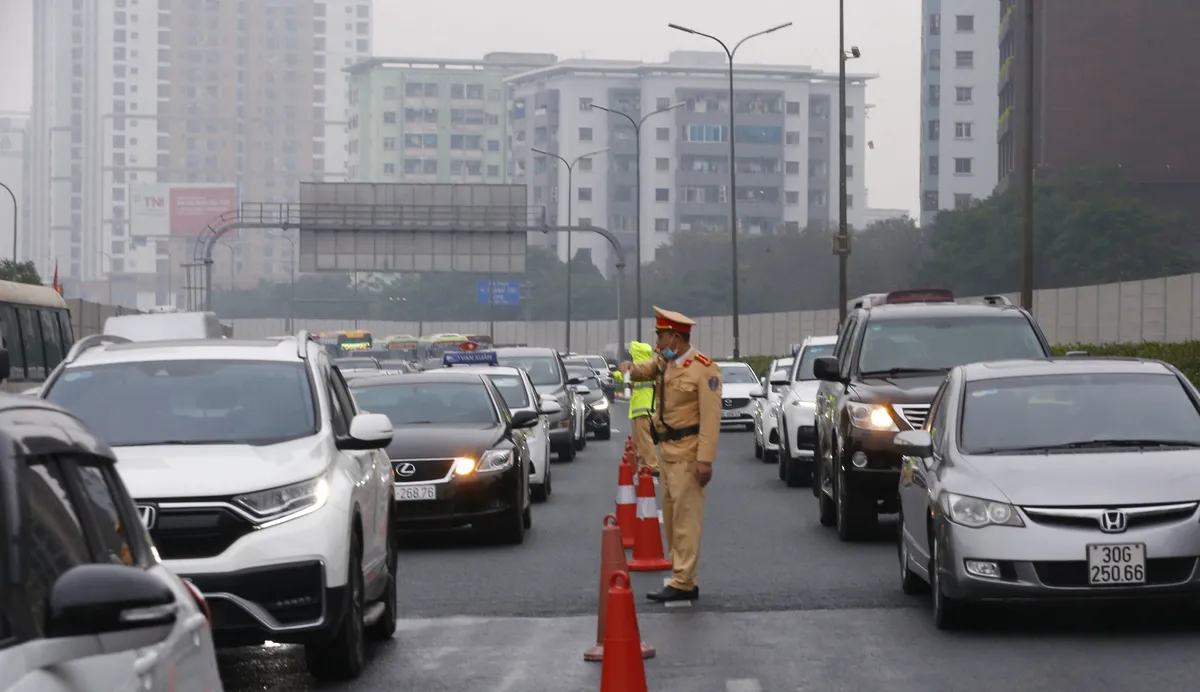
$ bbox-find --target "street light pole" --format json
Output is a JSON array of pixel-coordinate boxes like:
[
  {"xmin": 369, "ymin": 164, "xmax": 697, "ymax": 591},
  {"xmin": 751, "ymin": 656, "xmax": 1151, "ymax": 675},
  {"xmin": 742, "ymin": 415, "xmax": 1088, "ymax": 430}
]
[
  {"xmin": 591, "ymin": 102, "xmax": 684, "ymax": 343},
  {"xmin": 668, "ymin": 21, "xmax": 792, "ymax": 359},
  {"xmin": 1020, "ymin": 0, "xmax": 1035, "ymax": 310},
  {"xmin": 532, "ymin": 146, "xmax": 609, "ymax": 351},
  {"xmin": 0, "ymin": 182, "xmax": 16, "ymax": 261},
  {"xmin": 835, "ymin": 4, "xmax": 862, "ymax": 324}
]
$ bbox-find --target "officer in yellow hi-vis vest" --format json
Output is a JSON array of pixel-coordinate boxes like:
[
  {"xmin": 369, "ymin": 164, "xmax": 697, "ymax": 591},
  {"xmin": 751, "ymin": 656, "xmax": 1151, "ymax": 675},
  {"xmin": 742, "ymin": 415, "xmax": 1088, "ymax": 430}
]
[
  {"xmin": 624, "ymin": 341, "xmax": 659, "ymax": 474},
  {"xmin": 619, "ymin": 306, "xmax": 722, "ymax": 603}
]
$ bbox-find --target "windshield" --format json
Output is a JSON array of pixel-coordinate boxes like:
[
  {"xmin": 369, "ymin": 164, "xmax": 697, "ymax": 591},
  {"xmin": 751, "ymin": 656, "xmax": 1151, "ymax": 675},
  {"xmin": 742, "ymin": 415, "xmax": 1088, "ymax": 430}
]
[
  {"xmin": 584, "ymin": 356, "xmax": 609, "ymax": 371},
  {"xmin": 498, "ymin": 354, "xmax": 563, "ymax": 386},
  {"xmin": 771, "ymin": 359, "xmax": 793, "ymax": 377},
  {"xmin": 44, "ymin": 361, "xmax": 317, "ymax": 447},
  {"xmin": 485, "ymin": 375, "xmax": 530, "ymax": 409},
  {"xmin": 960, "ymin": 373, "xmax": 1200, "ymax": 454},
  {"xmin": 795, "ymin": 344, "xmax": 836, "ymax": 380},
  {"xmin": 566, "ymin": 367, "xmax": 593, "ymax": 381},
  {"xmin": 858, "ymin": 316, "xmax": 1045, "ymax": 375},
  {"xmin": 335, "ymin": 358, "xmax": 379, "ymax": 370},
  {"xmin": 351, "ymin": 382, "xmax": 498, "ymax": 426},
  {"xmin": 719, "ymin": 364, "xmax": 759, "ymax": 384}
]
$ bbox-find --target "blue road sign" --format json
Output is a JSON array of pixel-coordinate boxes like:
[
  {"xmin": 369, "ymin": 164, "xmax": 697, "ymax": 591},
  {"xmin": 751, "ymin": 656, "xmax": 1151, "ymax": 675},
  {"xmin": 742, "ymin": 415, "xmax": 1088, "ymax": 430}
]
[{"xmin": 477, "ymin": 280, "xmax": 521, "ymax": 306}]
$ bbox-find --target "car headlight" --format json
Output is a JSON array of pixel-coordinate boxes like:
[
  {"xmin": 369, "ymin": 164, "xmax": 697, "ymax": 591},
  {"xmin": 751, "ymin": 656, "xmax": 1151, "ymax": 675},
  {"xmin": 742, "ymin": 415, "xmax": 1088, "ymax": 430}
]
[
  {"xmin": 845, "ymin": 401, "xmax": 898, "ymax": 431},
  {"xmin": 940, "ymin": 492, "xmax": 1025, "ymax": 528},
  {"xmin": 453, "ymin": 449, "xmax": 514, "ymax": 476},
  {"xmin": 233, "ymin": 475, "xmax": 330, "ymax": 527},
  {"xmin": 590, "ymin": 397, "xmax": 609, "ymax": 411}
]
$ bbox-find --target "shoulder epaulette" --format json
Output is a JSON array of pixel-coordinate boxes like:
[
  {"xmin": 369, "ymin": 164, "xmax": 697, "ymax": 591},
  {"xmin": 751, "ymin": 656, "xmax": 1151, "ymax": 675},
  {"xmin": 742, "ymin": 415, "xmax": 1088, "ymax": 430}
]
[{"xmin": 695, "ymin": 353, "xmax": 713, "ymax": 366}]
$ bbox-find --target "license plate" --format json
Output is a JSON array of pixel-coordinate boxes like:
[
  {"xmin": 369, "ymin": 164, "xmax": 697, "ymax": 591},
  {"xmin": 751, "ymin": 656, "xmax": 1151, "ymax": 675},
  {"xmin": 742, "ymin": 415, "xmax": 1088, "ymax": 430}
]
[
  {"xmin": 394, "ymin": 484, "xmax": 437, "ymax": 502},
  {"xmin": 722, "ymin": 411, "xmax": 739, "ymax": 418},
  {"xmin": 1087, "ymin": 543, "xmax": 1146, "ymax": 585}
]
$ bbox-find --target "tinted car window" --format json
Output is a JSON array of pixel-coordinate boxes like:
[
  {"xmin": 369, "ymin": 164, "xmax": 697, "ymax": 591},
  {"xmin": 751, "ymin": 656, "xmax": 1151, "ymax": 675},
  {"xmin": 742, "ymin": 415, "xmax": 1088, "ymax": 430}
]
[
  {"xmin": 335, "ymin": 357, "xmax": 380, "ymax": 370},
  {"xmin": 719, "ymin": 364, "xmax": 758, "ymax": 384},
  {"xmin": 352, "ymin": 382, "xmax": 498, "ymax": 425},
  {"xmin": 486, "ymin": 375, "xmax": 531, "ymax": 408},
  {"xmin": 74, "ymin": 465, "xmax": 138, "ymax": 566},
  {"xmin": 858, "ymin": 316, "xmax": 1045, "ymax": 374},
  {"xmin": 497, "ymin": 355, "xmax": 563, "ymax": 386},
  {"xmin": 44, "ymin": 360, "xmax": 318, "ymax": 447},
  {"xmin": 22, "ymin": 461, "xmax": 90, "ymax": 636},
  {"xmin": 794, "ymin": 345, "xmax": 835, "ymax": 380},
  {"xmin": 960, "ymin": 373, "xmax": 1200, "ymax": 453}
]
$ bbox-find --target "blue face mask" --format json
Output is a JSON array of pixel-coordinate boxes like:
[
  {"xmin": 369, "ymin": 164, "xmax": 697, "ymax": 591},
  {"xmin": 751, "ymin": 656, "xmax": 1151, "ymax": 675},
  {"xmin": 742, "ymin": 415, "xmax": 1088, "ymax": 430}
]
[{"xmin": 661, "ymin": 347, "xmax": 677, "ymax": 360}]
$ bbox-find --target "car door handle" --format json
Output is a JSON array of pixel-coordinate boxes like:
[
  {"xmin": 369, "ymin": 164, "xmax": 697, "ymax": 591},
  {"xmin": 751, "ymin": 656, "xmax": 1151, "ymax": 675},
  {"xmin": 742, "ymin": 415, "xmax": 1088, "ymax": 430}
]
[{"xmin": 134, "ymin": 649, "xmax": 161, "ymax": 676}]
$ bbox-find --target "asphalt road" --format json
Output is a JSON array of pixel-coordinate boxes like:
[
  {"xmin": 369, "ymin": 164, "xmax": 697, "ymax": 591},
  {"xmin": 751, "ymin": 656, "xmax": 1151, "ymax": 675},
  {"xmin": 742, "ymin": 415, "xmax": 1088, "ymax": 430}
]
[{"xmin": 218, "ymin": 401, "xmax": 1200, "ymax": 691}]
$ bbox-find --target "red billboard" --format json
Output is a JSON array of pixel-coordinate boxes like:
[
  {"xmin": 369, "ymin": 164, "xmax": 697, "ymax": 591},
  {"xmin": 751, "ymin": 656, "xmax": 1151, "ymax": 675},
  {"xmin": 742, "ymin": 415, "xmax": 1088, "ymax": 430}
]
[{"xmin": 168, "ymin": 186, "xmax": 238, "ymax": 237}]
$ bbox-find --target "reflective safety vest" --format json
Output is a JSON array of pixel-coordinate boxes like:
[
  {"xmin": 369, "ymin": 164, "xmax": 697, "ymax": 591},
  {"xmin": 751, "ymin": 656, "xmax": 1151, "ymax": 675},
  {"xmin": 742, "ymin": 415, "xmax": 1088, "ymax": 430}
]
[{"xmin": 628, "ymin": 341, "xmax": 655, "ymax": 419}]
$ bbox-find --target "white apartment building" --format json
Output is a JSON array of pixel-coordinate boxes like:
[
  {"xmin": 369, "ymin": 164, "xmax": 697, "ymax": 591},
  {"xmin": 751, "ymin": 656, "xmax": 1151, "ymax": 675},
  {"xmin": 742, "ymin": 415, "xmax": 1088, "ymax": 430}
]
[
  {"xmin": 920, "ymin": 0, "xmax": 1000, "ymax": 226},
  {"xmin": 506, "ymin": 52, "xmax": 872, "ymax": 276},
  {"xmin": 28, "ymin": 0, "xmax": 368, "ymax": 306},
  {"xmin": 0, "ymin": 112, "xmax": 29, "ymax": 262}
]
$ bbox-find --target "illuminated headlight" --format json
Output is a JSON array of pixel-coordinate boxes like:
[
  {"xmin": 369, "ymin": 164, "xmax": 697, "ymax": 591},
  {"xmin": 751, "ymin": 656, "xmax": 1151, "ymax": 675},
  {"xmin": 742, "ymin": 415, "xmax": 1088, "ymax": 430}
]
[
  {"xmin": 941, "ymin": 492, "xmax": 1025, "ymax": 528},
  {"xmin": 590, "ymin": 397, "xmax": 609, "ymax": 411},
  {"xmin": 233, "ymin": 475, "xmax": 330, "ymax": 527},
  {"xmin": 845, "ymin": 402, "xmax": 898, "ymax": 431},
  {"xmin": 453, "ymin": 449, "xmax": 514, "ymax": 476}
]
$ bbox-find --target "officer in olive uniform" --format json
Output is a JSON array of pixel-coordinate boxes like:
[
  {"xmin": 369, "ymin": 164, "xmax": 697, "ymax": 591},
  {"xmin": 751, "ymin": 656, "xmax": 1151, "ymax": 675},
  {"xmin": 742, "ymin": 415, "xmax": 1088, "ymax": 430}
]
[{"xmin": 620, "ymin": 306, "xmax": 722, "ymax": 602}]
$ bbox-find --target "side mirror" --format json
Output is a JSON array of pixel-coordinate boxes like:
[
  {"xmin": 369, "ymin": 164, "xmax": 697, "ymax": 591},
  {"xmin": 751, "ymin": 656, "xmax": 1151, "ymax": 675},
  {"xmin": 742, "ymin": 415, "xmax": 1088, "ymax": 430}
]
[
  {"xmin": 510, "ymin": 409, "xmax": 540, "ymax": 429},
  {"xmin": 768, "ymin": 377, "xmax": 789, "ymax": 387},
  {"xmin": 748, "ymin": 387, "xmax": 765, "ymax": 398},
  {"xmin": 540, "ymin": 399, "xmax": 563, "ymax": 415},
  {"xmin": 20, "ymin": 387, "xmax": 39, "ymax": 397},
  {"xmin": 1064, "ymin": 350, "xmax": 1089, "ymax": 357},
  {"xmin": 894, "ymin": 430, "xmax": 933, "ymax": 459},
  {"xmin": 47, "ymin": 564, "xmax": 177, "ymax": 640},
  {"xmin": 574, "ymin": 385, "xmax": 591, "ymax": 395},
  {"xmin": 812, "ymin": 356, "xmax": 842, "ymax": 383},
  {"xmin": 0, "ymin": 347, "xmax": 10, "ymax": 381},
  {"xmin": 567, "ymin": 376, "xmax": 583, "ymax": 385},
  {"xmin": 339, "ymin": 412, "xmax": 394, "ymax": 450}
]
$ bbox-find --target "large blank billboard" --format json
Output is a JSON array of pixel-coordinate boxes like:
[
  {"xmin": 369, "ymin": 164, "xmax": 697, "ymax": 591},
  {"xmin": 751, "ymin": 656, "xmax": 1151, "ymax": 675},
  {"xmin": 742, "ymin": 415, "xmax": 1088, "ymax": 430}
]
[
  {"xmin": 296, "ymin": 183, "xmax": 533, "ymax": 274},
  {"xmin": 129, "ymin": 183, "xmax": 238, "ymax": 237}
]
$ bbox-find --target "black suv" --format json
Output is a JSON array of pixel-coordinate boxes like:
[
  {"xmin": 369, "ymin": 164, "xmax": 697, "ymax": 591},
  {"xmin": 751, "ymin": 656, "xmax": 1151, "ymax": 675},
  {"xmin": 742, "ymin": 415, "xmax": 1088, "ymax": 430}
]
[{"xmin": 811, "ymin": 289, "xmax": 1054, "ymax": 541}]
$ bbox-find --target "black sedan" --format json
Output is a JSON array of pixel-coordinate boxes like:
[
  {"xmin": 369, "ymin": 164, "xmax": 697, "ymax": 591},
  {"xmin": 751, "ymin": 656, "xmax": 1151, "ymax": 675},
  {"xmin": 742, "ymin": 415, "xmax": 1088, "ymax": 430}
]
[
  {"xmin": 348, "ymin": 371, "xmax": 539, "ymax": 545},
  {"xmin": 566, "ymin": 365, "xmax": 612, "ymax": 440}
]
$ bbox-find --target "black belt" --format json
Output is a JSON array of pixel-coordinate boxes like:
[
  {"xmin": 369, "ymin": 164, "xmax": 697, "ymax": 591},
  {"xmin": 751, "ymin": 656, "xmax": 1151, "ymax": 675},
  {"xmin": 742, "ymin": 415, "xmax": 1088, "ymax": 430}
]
[{"xmin": 652, "ymin": 425, "xmax": 700, "ymax": 443}]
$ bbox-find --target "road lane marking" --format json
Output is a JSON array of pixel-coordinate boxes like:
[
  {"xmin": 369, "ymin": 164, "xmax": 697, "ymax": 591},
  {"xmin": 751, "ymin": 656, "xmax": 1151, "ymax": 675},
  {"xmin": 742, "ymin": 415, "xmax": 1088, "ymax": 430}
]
[{"xmin": 726, "ymin": 680, "xmax": 761, "ymax": 692}]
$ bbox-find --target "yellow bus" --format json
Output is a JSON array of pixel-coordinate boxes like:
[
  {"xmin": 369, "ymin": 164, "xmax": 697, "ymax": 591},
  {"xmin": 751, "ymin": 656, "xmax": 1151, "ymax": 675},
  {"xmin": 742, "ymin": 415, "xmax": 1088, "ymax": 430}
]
[{"xmin": 0, "ymin": 280, "xmax": 75, "ymax": 392}]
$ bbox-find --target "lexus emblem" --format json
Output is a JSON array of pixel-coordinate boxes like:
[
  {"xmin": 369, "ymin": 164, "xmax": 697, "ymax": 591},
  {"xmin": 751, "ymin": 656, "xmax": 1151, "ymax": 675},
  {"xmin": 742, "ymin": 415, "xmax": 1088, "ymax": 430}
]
[
  {"xmin": 396, "ymin": 463, "xmax": 416, "ymax": 478},
  {"xmin": 1099, "ymin": 509, "xmax": 1127, "ymax": 534},
  {"xmin": 137, "ymin": 505, "xmax": 157, "ymax": 530}
]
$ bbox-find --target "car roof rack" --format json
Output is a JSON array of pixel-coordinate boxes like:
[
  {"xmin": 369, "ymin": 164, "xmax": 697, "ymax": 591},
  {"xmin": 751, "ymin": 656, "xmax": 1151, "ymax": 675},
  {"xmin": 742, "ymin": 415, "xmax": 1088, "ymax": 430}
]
[
  {"xmin": 981, "ymin": 294, "xmax": 1014, "ymax": 307},
  {"xmin": 63, "ymin": 334, "xmax": 133, "ymax": 366},
  {"xmin": 296, "ymin": 329, "xmax": 313, "ymax": 359}
]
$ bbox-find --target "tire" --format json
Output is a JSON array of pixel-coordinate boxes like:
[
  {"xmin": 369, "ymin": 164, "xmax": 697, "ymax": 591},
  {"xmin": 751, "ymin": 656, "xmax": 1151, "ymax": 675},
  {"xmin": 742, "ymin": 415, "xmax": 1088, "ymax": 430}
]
[
  {"xmin": 816, "ymin": 463, "xmax": 836, "ymax": 527},
  {"xmin": 931, "ymin": 537, "xmax": 971, "ymax": 630},
  {"xmin": 481, "ymin": 495, "xmax": 526, "ymax": 545},
  {"xmin": 754, "ymin": 438, "xmax": 763, "ymax": 459},
  {"xmin": 523, "ymin": 503, "xmax": 533, "ymax": 530},
  {"xmin": 835, "ymin": 462, "xmax": 877, "ymax": 542},
  {"xmin": 763, "ymin": 447, "xmax": 777, "ymax": 465},
  {"xmin": 744, "ymin": 423, "xmax": 754, "ymax": 432},
  {"xmin": 556, "ymin": 442, "xmax": 575, "ymax": 462},
  {"xmin": 777, "ymin": 450, "xmax": 786, "ymax": 480},
  {"xmin": 595, "ymin": 425, "xmax": 611, "ymax": 440},
  {"xmin": 532, "ymin": 461, "xmax": 550, "ymax": 502},
  {"xmin": 784, "ymin": 455, "xmax": 811, "ymax": 487},
  {"xmin": 897, "ymin": 513, "xmax": 928, "ymax": 596},
  {"xmin": 366, "ymin": 520, "xmax": 398, "ymax": 641},
  {"xmin": 305, "ymin": 531, "xmax": 366, "ymax": 681}
]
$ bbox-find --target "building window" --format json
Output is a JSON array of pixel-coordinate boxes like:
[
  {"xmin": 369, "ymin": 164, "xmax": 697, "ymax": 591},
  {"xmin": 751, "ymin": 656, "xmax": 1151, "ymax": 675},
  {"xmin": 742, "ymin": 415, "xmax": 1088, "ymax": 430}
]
[
  {"xmin": 955, "ymin": 87, "xmax": 973, "ymax": 103},
  {"xmin": 954, "ymin": 121, "xmax": 973, "ymax": 138},
  {"xmin": 785, "ymin": 191, "xmax": 800, "ymax": 205},
  {"xmin": 846, "ymin": 106, "xmax": 854, "ymax": 119},
  {"xmin": 654, "ymin": 218, "xmax": 669, "ymax": 232},
  {"xmin": 578, "ymin": 217, "xmax": 591, "ymax": 227},
  {"xmin": 383, "ymin": 111, "xmax": 396, "ymax": 124},
  {"xmin": 846, "ymin": 165, "xmax": 854, "ymax": 179},
  {"xmin": 955, "ymin": 51, "xmax": 974, "ymax": 68},
  {"xmin": 928, "ymin": 49, "xmax": 940, "ymax": 71},
  {"xmin": 846, "ymin": 136, "xmax": 854, "ymax": 149},
  {"xmin": 785, "ymin": 161, "xmax": 800, "ymax": 175},
  {"xmin": 927, "ymin": 120, "xmax": 940, "ymax": 141},
  {"xmin": 579, "ymin": 97, "xmax": 593, "ymax": 111},
  {"xmin": 922, "ymin": 190, "xmax": 938, "ymax": 211},
  {"xmin": 383, "ymin": 163, "xmax": 395, "ymax": 175},
  {"xmin": 656, "ymin": 97, "xmax": 670, "ymax": 110},
  {"xmin": 579, "ymin": 127, "xmax": 593, "ymax": 141},
  {"xmin": 655, "ymin": 188, "xmax": 669, "ymax": 202},
  {"xmin": 847, "ymin": 194, "xmax": 854, "ymax": 208},
  {"xmin": 785, "ymin": 131, "xmax": 801, "ymax": 145},
  {"xmin": 383, "ymin": 137, "xmax": 395, "ymax": 150},
  {"xmin": 928, "ymin": 156, "xmax": 939, "ymax": 175},
  {"xmin": 578, "ymin": 158, "xmax": 592, "ymax": 172},
  {"xmin": 786, "ymin": 101, "xmax": 801, "ymax": 115},
  {"xmin": 383, "ymin": 85, "xmax": 396, "ymax": 100},
  {"xmin": 578, "ymin": 187, "xmax": 592, "ymax": 201},
  {"xmin": 487, "ymin": 165, "xmax": 500, "ymax": 177},
  {"xmin": 927, "ymin": 84, "xmax": 940, "ymax": 106},
  {"xmin": 954, "ymin": 157, "xmax": 973, "ymax": 174},
  {"xmin": 929, "ymin": 13, "xmax": 941, "ymax": 34},
  {"xmin": 956, "ymin": 14, "xmax": 974, "ymax": 32},
  {"xmin": 488, "ymin": 139, "xmax": 500, "ymax": 151},
  {"xmin": 655, "ymin": 157, "xmax": 669, "ymax": 172},
  {"xmin": 954, "ymin": 193, "xmax": 973, "ymax": 209}
]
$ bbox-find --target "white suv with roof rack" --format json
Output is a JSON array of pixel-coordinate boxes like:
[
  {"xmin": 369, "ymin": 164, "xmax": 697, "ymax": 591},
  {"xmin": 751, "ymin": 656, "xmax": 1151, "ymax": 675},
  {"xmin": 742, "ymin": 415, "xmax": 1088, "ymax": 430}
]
[{"xmin": 37, "ymin": 330, "xmax": 398, "ymax": 682}]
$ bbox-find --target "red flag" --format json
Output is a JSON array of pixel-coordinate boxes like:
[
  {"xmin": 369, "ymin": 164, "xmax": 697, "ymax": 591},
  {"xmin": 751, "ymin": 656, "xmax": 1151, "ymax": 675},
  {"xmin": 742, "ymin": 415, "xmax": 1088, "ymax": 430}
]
[{"xmin": 52, "ymin": 261, "xmax": 61, "ymax": 295}]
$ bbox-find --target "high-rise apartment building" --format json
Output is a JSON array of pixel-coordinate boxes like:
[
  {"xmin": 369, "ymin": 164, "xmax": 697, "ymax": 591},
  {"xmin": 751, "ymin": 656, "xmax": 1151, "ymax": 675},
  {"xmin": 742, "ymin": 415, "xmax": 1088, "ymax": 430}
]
[
  {"xmin": 997, "ymin": 0, "xmax": 1200, "ymax": 228},
  {"xmin": 919, "ymin": 0, "xmax": 999, "ymax": 226},
  {"xmin": 0, "ymin": 112, "xmax": 30, "ymax": 262},
  {"xmin": 344, "ymin": 53, "xmax": 557, "ymax": 184},
  {"xmin": 505, "ymin": 53, "xmax": 872, "ymax": 275},
  {"xmin": 29, "ymin": 0, "xmax": 369, "ymax": 307}
]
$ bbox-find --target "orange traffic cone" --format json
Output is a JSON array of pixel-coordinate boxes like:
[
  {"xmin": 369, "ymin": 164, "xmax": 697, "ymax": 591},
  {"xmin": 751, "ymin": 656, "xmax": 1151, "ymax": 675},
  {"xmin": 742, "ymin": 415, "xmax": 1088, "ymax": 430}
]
[
  {"xmin": 584, "ymin": 515, "xmax": 654, "ymax": 663},
  {"xmin": 599, "ymin": 572, "xmax": 649, "ymax": 692},
  {"xmin": 627, "ymin": 470, "xmax": 672, "ymax": 572},
  {"xmin": 614, "ymin": 461, "xmax": 637, "ymax": 549}
]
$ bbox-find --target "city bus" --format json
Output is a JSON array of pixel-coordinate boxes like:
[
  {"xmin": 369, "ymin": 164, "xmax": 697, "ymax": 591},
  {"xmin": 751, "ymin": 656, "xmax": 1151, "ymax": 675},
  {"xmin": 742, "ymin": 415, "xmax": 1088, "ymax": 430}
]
[
  {"xmin": 0, "ymin": 280, "xmax": 75, "ymax": 393},
  {"xmin": 336, "ymin": 330, "xmax": 373, "ymax": 352},
  {"xmin": 380, "ymin": 335, "xmax": 419, "ymax": 361},
  {"xmin": 416, "ymin": 333, "xmax": 475, "ymax": 367},
  {"xmin": 465, "ymin": 334, "xmax": 494, "ymax": 350}
]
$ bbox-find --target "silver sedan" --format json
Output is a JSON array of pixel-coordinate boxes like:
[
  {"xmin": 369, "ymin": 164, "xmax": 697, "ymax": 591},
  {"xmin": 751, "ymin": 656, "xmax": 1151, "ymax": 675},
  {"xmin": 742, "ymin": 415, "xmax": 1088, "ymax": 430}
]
[{"xmin": 895, "ymin": 357, "xmax": 1200, "ymax": 629}]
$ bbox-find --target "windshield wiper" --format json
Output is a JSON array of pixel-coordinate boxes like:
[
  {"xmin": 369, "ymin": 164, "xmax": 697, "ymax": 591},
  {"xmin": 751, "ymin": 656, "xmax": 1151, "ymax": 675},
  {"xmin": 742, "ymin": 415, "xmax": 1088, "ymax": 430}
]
[
  {"xmin": 859, "ymin": 367, "xmax": 948, "ymax": 378},
  {"xmin": 971, "ymin": 439, "xmax": 1200, "ymax": 454},
  {"xmin": 117, "ymin": 440, "xmax": 225, "ymax": 447}
]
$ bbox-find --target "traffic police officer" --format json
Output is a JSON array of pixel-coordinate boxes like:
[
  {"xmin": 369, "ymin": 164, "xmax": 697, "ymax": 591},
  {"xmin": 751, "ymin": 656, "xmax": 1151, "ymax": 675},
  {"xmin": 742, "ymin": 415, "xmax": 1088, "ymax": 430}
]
[
  {"xmin": 624, "ymin": 340, "xmax": 659, "ymax": 474},
  {"xmin": 620, "ymin": 306, "xmax": 722, "ymax": 602}
]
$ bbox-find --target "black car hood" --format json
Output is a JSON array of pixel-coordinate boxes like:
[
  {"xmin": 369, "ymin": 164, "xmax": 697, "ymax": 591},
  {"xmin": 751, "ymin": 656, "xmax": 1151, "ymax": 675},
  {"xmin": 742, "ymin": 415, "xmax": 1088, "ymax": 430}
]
[
  {"xmin": 849, "ymin": 374, "xmax": 945, "ymax": 406},
  {"xmin": 580, "ymin": 389, "xmax": 605, "ymax": 404},
  {"xmin": 385, "ymin": 423, "xmax": 504, "ymax": 459}
]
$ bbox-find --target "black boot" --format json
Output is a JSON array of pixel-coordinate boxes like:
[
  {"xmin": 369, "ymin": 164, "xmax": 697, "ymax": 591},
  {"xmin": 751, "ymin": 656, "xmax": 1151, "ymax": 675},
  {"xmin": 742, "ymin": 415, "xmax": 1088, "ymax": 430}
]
[{"xmin": 647, "ymin": 585, "xmax": 699, "ymax": 602}]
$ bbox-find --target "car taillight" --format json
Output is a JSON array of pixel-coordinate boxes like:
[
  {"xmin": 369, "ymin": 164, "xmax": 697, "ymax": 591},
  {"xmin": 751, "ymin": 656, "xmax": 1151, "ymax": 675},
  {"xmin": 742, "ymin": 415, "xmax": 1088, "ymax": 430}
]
[{"xmin": 181, "ymin": 578, "xmax": 211, "ymax": 622}]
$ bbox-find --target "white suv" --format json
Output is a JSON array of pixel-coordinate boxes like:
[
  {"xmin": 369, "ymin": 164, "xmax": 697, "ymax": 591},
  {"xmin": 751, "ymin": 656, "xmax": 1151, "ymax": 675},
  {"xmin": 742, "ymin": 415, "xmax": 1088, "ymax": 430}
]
[{"xmin": 39, "ymin": 331, "xmax": 397, "ymax": 681}]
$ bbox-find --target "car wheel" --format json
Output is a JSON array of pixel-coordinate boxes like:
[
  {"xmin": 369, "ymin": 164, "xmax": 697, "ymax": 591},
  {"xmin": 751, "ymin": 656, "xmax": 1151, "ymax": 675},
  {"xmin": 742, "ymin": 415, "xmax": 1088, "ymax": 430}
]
[
  {"xmin": 897, "ymin": 512, "xmax": 928, "ymax": 596},
  {"xmin": 481, "ymin": 495, "xmax": 526, "ymax": 546},
  {"xmin": 305, "ymin": 531, "xmax": 366, "ymax": 680},
  {"xmin": 595, "ymin": 425, "xmax": 611, "ymax": 440},
  {"xmin": 556, "ymin": 441, "xmax": 575, "ymax": 462},
  {"xmin": 835, "ymin": 461, "xmax": 876, "ymax": 542},
  {"xmin": 931, "ymin": 537, "xmax": 970, "ymax": 630},
  {"xmin": 532, "ymin": 479, "xmax": 549, "ymax": 503},
  {"xmin": 784, "ymin": 453, "xmax": 811, "ymax": 487},
  {"xmin": 744, "ymin": 423, "xmax": 754, "ymax": 432},
  {"xmin": 523, "ymin": 502, "xmax": 533, "ymax": 530},
  {"xmin": 763, "ymin": 447, "xmax": 777, "ymax": 465},
  {"xmin": 754, "ymin": 438, "xmax": 763, "ymax": 459},
  {"xmin": 777, "ymin": 447, "xmax": 786, "ymax": 480},
  {"xmin": 366, "ymin": 518, "xmax": 398, "ymax": 640}
]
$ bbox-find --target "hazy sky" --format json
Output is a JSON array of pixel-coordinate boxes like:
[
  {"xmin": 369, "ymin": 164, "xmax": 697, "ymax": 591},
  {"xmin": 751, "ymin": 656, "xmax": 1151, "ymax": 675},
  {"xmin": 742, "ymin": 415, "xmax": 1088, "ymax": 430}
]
[{"xmin": 0, "ymin": 0, "xmax": 919, "ymax": 214}]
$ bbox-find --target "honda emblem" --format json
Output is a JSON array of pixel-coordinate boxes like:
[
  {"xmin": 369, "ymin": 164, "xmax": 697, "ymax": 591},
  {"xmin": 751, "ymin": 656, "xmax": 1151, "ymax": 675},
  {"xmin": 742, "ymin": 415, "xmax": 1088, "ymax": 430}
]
[
  {"xmin": 396, "ymin": 463, "xmax": 416, "ymax": 478},
  {"xmin": 1099, "ymin": 509, "xmax": 1127, "ymax": 534},
  {"xmin": 137, "ymin": 505, "xmax": 157, "ymax": 530}
]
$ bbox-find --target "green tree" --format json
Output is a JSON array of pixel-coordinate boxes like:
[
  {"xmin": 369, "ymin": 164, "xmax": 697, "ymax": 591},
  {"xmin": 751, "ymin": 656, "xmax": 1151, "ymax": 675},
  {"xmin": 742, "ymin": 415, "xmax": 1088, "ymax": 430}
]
[
  {"xmin": 916, "ymin": 167, "xmax": 1194, "ymax": 294},
  {"xmin": 0, "ymin": 260, "xmax": 43, "ymax": 285}
]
